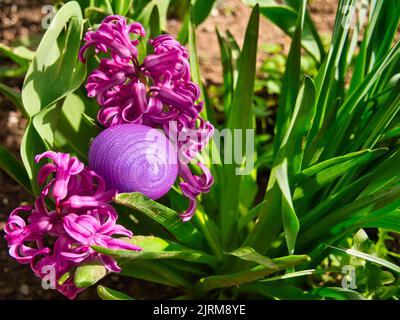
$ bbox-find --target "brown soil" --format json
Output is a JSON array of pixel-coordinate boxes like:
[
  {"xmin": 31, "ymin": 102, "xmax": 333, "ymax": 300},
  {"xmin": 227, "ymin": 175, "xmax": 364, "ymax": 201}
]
[{"xmin": 0, "ymin": 0, "xmax": 338, "ymax": 299}]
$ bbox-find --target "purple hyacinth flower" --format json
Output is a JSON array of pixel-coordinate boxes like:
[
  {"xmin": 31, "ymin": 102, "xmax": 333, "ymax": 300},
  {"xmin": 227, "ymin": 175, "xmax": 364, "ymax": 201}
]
[
  {"xmin": 4, "ymin": 151, "xmax": 140, "ymax": 299},
  {"xmin": 79, "ymin": 16, "xmax": 215, "ymax": 221},
  {"xmin": 79, "ymin": 15, "xmax": 145, "ymax": 62}
]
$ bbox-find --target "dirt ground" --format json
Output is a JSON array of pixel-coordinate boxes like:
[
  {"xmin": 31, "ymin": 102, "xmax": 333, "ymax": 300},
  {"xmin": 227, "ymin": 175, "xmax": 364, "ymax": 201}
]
[{"xmin": 0, "ymin": 0, "xmax": 337, "ymax": 299}]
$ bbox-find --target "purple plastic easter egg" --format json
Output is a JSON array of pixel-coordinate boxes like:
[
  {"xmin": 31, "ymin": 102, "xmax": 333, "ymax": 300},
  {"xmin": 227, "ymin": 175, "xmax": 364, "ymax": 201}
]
[{"xmin": 88, "ymin": 124, "xmax": 178, "ymax": 200}]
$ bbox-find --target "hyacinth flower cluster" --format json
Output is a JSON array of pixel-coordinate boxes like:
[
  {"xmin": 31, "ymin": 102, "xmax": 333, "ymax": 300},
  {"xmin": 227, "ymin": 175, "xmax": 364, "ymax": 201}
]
[
  {"xmin": 79, "ymin": 15, "xmax": 214, "ymax": 221},
  {"xmin": 4, "ymin": 151, "xmax": 141, "ymax": 299}
]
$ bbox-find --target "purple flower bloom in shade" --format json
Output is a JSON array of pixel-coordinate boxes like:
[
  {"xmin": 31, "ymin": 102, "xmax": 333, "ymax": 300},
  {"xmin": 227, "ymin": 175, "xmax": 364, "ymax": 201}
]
[
  {"xmin": 79, "ymin": 16, "xmax": 214, "ymax": 220},
  {"xmin": 4, "ymin": 151, "xmax": 140, "ymax": 299}
]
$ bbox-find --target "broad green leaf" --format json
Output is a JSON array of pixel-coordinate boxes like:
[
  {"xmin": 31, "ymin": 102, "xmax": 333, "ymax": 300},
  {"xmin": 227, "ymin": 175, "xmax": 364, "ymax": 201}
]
[
  {"xmin": 22, "ymin": 2, "xmax": 85, "ymax": 117},
  {"xmin": 57, "ymin": 93, "xmax": 100, "ymax": 160},
  {"xmin": 32, "ymin": 101, "xmax": 63, "ymax": 148},
  {"xmin": 74, "ymin": 262, "xmax": 108, "ymax": 288},
  {"xmin": 20, "ymin": 122, "xmax": 47, "ymax": 195},
  {"xmin": 220, "ymin": 5, "xmax": 259, "ymax": 249},
  {"xmin": 312, "ymin": 287, "xmax": 366, "ymax": 300},
  {"xmin": 92, "ymin": 236, "xmax": 218, "ymax": 267},
  {"xmin": 97, "ymin": 285, "xmax": 135, "ymax": 300},
  {"xmin": 0, "ymin": 146, "xmax": 31, "ymax": 193},
  {"xmin": 196, "ymin": 254, "xmax": 309, "ymax": 293},
  {"xmin": 227, "ymin": 247, "xmax": 278, "ymax": 269},
  {"xmin": 114, "ymin": 193, "xmax": 207, "ymax": 250}
]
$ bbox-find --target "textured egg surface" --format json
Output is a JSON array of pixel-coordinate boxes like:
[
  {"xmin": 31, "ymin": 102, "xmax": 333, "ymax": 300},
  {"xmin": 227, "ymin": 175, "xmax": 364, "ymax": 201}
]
[{"xmin": 88, "ymin": 123, "xmax": 179, "ymax": 200}]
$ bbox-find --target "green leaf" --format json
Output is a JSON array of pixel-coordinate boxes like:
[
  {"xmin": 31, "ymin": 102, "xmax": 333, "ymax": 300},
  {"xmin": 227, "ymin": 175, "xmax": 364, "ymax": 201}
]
[
  {"xmin": 0, "ymin": 146, "xmax": 31, "ymax": 193},
  {"xmin": 32, "ymin": 101, "xmax": 63, "ymax": 148},
  {"xmin": 20, "ymin": 122, "xmax": 47, "ymax": 195},
  {"xmin": 120, "ymin": 260, "xmax": 194, "ymax": 290},
  {"xmin": 22, "ymin": 2, "xmax": 85, "ymax": 117},
  {"xmin": 135, "ymin": 0, "xmax": 171, "ymax": 31},
  {"xmin": 276, "ymin": 159, "xmax": 299, "ymax": 254},
  {"xmin": 92, "ymin": 235, "xmax": 218, "ymax": 267},
  {"xmin": 220, "ymin": 4, "xmax": 259, "ymax": 249},
  {"xmin": 227, "ymin": 247, "xmax": 278, "ymax": 269},
  {"xmin": 56, "ymin": 93, "xmax": 100, "ymax": 160},
  {"xmin": 310, "ymin": 0, "xmax": 355, "ymax": 138},
  {"xmin": 245, "ymin": 77, "xmax": 315, "ymax": 254},
  {"xmin": 294, "ymin": 148, "xmax": 387, "ymax": 200},
  {"xmin": 196, "ymin": 254, "xmax": 309, "ymax": 293},
  {"xmin": 0, "ymin": 43, "xmax": 34, "ymax": 64},
  {"xmin": 237, "ymin": 281, "xmax": 319, "ymax": 300},
  {"xmin": 329, "ymin": 246, "xmax": 400, "ymax": 274},
  {"xmin": 192, "ymin": 0, "xmax": 216, "ymax": 26},
  {"xmin": 188, "ymin": 8, "xmax": 208, "ymax": 120},
  {"xmin": 312, "ymin": 287, "xmax": 366, "ymax": 300},
  {"xmin": 114, "ymin": 193, "xmax": 207, "ymax": 250},
  {"xmin": 274, "ymin": 0, "xmax": 306, "ymax": 153},
  {"xmin": 299, "ymin": 185, "xmax": 400, "ymax": 249},
  {"xmin": 74, "ymin": 262, "xmax": 108, "ymax": 288},
  {"xmin": 362, "ymin": 209, "xmax": 400, "ymax": 233},
  {"xmin": 216, "ymin": 28, "xmax": 234, "ymax": 117},
  {"xmin": 0, "ymin": 43, "xmax": 34, "ymax": 78},
  {"xmin": 113, "ymin": 0, "xmax": 132, "ymax": 15},
  {"xmin": 324, "ymin": 41, "xmax": 400, "ymax": 158},
  {"xmin": 0, "ymin": 83, "xmax": 25, "ymax": 117},
  {"xmin": 97, "ymin": 285, "xmax": 135, "ymax": 300}
]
